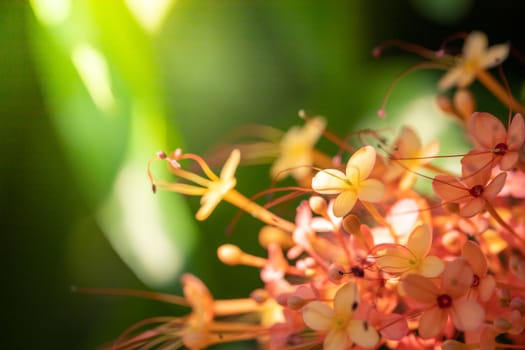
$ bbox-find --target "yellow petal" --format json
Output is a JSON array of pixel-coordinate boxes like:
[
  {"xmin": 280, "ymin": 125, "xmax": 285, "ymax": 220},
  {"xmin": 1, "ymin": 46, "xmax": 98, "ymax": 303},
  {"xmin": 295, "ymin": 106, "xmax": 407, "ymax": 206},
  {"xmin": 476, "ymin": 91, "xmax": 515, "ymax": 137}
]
[
  {"xmin": 480, "ymin": 43, "xmax": 510, "ymax": 69},
  {"xmin": 463, "ymin": 31, "xmax": 488, "ymax": 60},
  {"xmin": 348, "ymin": 320, "xmax": 379, "ymax": 348},
  {"xmin": 324, "ymin": 329, "xmax": 350, "ymax": 350},
  {"xmin": 312, "ymin": 169, "xmax": 347, "ymax": 194},
  {"xmin": 333, "ymin": 282, "xmax": 360, "ymax": 318},
  {"xmin": 347, "ymin": 146, "xmax": 376, "ymax": 181},
  {"xmin": 333, "ymin": 190, "xmax": 358, "ymax": 217},
  {"xmin": 450, "ymin": 298, "xmax": 485, "ymax": 331},
  {"xmin": 406, "ymin": 224, "xmax": 432, "ymax": 259},
  {"xmin": 220, "ymin": 149, "xmax": 241, "ymax": 180},
  {"xmin": 418, "ymin": 307, "xmax": 448, "ymax": 338},
  {"xmin": 302, "ymin": 301, "xmax": 335, "ymax": 331},
  {"xmin": 375, "ymin": 246, "xmax": 413, "ymax": 274},
  {"xmin": 438, "ymin": 66, "xmax": 462, "ymax": 90},
  {"xmin": 357, "ymin": 178, "xmax": 385, "ymax": 203},
  {"xmin": 419, "ymin": 255, "xmax": 445, "ymax": 278}
]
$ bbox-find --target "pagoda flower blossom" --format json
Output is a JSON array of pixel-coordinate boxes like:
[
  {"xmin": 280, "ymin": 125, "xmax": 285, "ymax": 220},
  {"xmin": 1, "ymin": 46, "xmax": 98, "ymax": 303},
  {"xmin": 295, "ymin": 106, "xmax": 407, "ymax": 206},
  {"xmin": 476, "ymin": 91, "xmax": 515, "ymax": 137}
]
[
  {"xmin": 438, "ymin": 31, "xmax": 510, "ymax": 90},
  {"xmin": 432, "ymin": 162, "xmax": 507, "ymax": 218},
  {"xmin": 464, "ymin": 112, "xmax": 525, "ymax": 171},
  {"xmin": 302, "ymin": 281, "xmax": 380, "ymax": 349},
  {"xmin": 312, "ymin": 145, "xmax": 385, "ymax": 217},
  {"xmin": 111, "ymin": 274, "xmax": 268, "ymax": 349},
  {"xmin": 402, "ymin": 258, "xmax": 485, "ymax": 338},
  {"xmin": 271, "ymin": 114, "xmax": 329, "ymax": 181},
  {"xmin": 149, "ymin": 148, "xmax": 295, "ymax": 232},
  {"xmin": 461, "ymin": 240, "xmax": 496, "ymax": 302},
  {"xmin": 375, "ymin": 224, "xmax": 445, "ymax": 278},
  {"xmin": 385, "ymin": 126, "xmax": 440, "ymax": 191}
]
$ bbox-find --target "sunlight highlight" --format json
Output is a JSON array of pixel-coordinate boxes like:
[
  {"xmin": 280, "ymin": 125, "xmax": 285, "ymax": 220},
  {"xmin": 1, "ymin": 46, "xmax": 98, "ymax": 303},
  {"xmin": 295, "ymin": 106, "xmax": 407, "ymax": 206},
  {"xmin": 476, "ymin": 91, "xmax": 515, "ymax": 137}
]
[
  {"xmin": 30, "ymin": 0, "xmax": 70, "ymax": 26},
  {"xmin": 71, "ymin": 44, "xmax": 116, "ymax": 113},
  {"xmin": 125, "ymin": 0, "xmax": 177, "ymax": 34}
]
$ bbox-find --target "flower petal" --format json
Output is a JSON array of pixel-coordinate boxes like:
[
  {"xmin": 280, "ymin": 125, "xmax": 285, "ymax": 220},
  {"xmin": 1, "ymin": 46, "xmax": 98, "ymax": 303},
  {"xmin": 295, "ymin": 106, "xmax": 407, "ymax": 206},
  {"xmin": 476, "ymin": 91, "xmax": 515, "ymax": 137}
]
[
  {"xmin": 333, "ymin": 190, "xmax": 358, "ymax": 217},
  {"xmin": 450, "ymin": 298, "xmax": 485, "ymax": 331},
  {"xmin": 508, "ymin": 113, "xmax": 525, "ymax": 150},
  {"xmin": 479, "ymin": 275, "xmax": 496, "ymax": 302},
  {"xmin": 463, "ymin": 31, "xmax": 488, "ymax": 60},
  {"xmin": 459, "ymin": 197, "xmax": 485, "ymax": 217},
  {"xmin": 407, "ymin": 224, "xmax": 432, "ymax": 259},
  {"xmin": 483, "ymin": 172, "xmax": 507, "ymax": 200},
  {"xmin": 312, "ymin": 169, "xmax": 347, "ymax": 194},
  {"xmin": 333, "ymin": 282, "xmax": 360, "ymax": 318},
  {"xmin": 302, "ymin": 301, "xmax": 334, "ymax": 331},
  {"xmin": 432, "ymin": 175, "xmax": 469, "ymax": 203},
  {"xmin": 438, "ymin": 66, "xmax": 462, "ymax": 90},
  {"xmin": 418, "ymin": 307, "xmax": 448, "ymax": 338},
  {"xmin": 357, "ymin": 179, "xmax": 385, "ymax": 203},
  {"xmin": 375, "ymin": 246, "xmax": 413, "ymax": 274},
  {"xmin": 220, "ymin": 149, "xmax": 241, "ymax": 180},
  {"xmin": 461, "ymin": 240, "xmax": 487, "ymax": 276},
  {"xmin": 419, "ymin": 255, "xmax": 445, "ymax": 278},
  {"xmin": 480, "ymin": 43, "xmax": 510, "ymax": 69},
  {"xmin": 324, "ymin": 329, "xmax": 350, "ymax": 350},
  {"xmin": 468, "ymin": 112, "xmax": 506, "ymax": 149},
  {"xmin": 402, "ymin": 274, "xmax": 439, "ymax": 304},
  {"xmin": 348, "ymin": 320, "xmax": 379, "ymax": 348},
  {"xmin": 347, "ymin": 146, "xmax": 376, "ymax": 181},
  {"xmin": 442, "ymin": 258, "xmax": 473, "ymax": 298}
]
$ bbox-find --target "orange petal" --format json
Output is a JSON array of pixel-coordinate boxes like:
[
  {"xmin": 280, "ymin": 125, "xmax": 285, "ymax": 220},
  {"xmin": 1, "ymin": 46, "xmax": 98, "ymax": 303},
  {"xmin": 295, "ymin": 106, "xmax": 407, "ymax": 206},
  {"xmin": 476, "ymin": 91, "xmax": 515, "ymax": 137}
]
[
  {"xmin": 402, "ymin": 274, "xmax": 439, "ymax": 304},
  {"xmin": 302, "ymin": 301, "xmax": 334, "ymax": 331},
  {"xmin": 500, "ymin": 153, "xmax": 519, "ymax": 171},
  {"xmin": 450, "ymin": 298, "xmax": 485, "ymax": 331},
  {"xmin": 441, "ymin": 258, "xmax": 473, "ymax": 298},
  {"xmin": 479, "ymin": 275, "xmax": 496, "ymax": 302},
  {"xmin": 433, "ymin": 175, "xmax": 469, "ymax": 203},
  {"xmin": 459, "ymin": 198, "xmax": 485, "ymax": 217},
  {"xmin": 418, "ymin": 307, "xmax": 448, "ymax": 338},
  {"xmin": 483, "ymin": 172, "xmax": 507, "ymax": 199},
  {"xmin": 333, "ymin": 190, "xmax": 358, "ymax": 217},
  {"xmin": 461, "ymin": 240, "xmax": 487, "ymax": 277},
  {"xmin": 347, "ymin": 146, "xmax": 376, "ymax": 181},
  {"xmin": 348, "ymin": 320, "xmax": 379, "ymax": 348}
]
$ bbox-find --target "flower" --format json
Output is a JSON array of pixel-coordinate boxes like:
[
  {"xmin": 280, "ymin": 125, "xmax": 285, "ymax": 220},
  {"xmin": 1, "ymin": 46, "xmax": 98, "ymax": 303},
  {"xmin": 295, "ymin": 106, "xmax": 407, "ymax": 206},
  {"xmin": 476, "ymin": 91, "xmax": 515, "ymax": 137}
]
[
  {"xmin": 375, "ymin": 224, "xmax": 445, "ymax": 278},
  {"xmin": 432, "ymin": 165, "xmax": 507, "ymax": 217},
  {"xmin": 465, "ymin": 112, "xmax": 525, "ymax": 171},
  {"xmin": 302, "ymin": 281, "xmax": 379, "ymax": 349},
  {"xmin": 438, "ymin": 31, "xmax": 510, "ymax": 90},
  {"xmin": 402, "ymin": 258, "xmax": 485, "ymax": 338},
  {"xmin": 271, "ymin": 115, "xmax": 326, "ymax": 181},
  {"xmin": 312, "ymin": 145, "xmax": 385, "ymax": 217}
]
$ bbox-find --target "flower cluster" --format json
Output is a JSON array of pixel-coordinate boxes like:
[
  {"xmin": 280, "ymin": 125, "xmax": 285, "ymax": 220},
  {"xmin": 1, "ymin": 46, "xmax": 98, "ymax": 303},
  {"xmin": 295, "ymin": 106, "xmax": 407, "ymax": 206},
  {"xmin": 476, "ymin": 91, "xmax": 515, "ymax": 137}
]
[{"xmin": 112, "ymin": 31, "xmax": 525, "ymax": 350}]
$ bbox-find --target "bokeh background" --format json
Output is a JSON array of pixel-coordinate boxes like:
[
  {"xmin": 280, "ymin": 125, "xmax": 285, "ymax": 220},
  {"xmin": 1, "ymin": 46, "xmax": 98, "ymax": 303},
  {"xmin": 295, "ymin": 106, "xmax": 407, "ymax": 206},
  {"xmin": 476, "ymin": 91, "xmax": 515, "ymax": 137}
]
[{"xmin": 2, "ymin": 0, "xmax": 525, "ymax": 349}]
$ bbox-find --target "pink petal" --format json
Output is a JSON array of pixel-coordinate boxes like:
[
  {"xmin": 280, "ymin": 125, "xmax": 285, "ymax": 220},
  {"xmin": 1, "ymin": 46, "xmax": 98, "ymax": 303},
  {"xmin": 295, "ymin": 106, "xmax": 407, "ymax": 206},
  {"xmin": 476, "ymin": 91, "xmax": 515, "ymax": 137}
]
[
  {"xmin": 312, "ymin": 169, "xmax": 347, "ymax": 194},
  {"xmin": 302, "ymin": 301, "xmax": 334, "ymax": 331},
  {"xmin": 407, "ymin": 224, "xmax": 432, "ymax": 259},
  {"xmin": 459, "ymin": 197, "xmax": 485, "ymax": 217},
  {"xmin": 348, "ymin": 320, "xmax": 379, "ymax": 348},
  {"xmin": 479, "ymin": 275, "xmax": 496, "ymax": 302},
  {"xmin": 377, "ymin": 314, "xmax": 408, "ymax": 340},
  {"xmin": 450, "ymin": 298, "xmax": 485, "ymax": 331},
  {"xmin": 500, "ymin": 153, "xmax": 519, "ymax": 171},
  {"xmin": 433, "ymin": 175, "xmax": 469, "ymax": 203},
  {"xmin": 508, "ymin": 114, "xmax": 525, "ymax": 150},
  {"xmin": 468, "ymin": 112, "xmax": 506, "ymax": 149},
  {"xmin": 402, "ymin": 274, "xmax": 439, "ymax": 304},
  {"xmin": 418, "ymin": 307, "xmax": 448, "ymax": 338},
  {"xmin": 333, "ymin": 190, "xmax": 358, "ymax": 217},
  {"xmin": 441, "ymin": 258, "xmax": 473, "ymax": 298},
  {"xmin": 357, "ymin": 178, "xmax": 385, "ymax": 203},
  {"xmin": 483, "ymin": 172, "xmax": 507, "ymax": 199},
  {"xmin": 333, "ymin": 282, "xmax": 360, "ymax": 318},
  {"xmin": 347, "ymin": 146, "xmax": 376, "ymax": 181}
]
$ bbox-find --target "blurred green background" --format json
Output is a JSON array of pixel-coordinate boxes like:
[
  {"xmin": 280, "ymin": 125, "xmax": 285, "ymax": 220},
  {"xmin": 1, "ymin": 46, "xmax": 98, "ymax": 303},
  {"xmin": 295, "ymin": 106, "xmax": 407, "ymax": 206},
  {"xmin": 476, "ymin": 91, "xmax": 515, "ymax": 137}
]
[{"xmin": 2, "ymin": 0, "xmax": 525, "ymax": 349}]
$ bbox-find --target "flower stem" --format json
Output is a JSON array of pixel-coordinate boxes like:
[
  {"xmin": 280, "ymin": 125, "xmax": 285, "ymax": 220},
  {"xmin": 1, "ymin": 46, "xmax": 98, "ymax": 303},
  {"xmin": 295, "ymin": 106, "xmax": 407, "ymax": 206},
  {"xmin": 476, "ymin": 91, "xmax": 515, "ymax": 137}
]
[
  {"xmin": 476, "ymin": 70, "xmax": 525, "ymax": 115},
  {"xmin": 485, "ymin": 201, "xmax": 525, "ymax": 249}
]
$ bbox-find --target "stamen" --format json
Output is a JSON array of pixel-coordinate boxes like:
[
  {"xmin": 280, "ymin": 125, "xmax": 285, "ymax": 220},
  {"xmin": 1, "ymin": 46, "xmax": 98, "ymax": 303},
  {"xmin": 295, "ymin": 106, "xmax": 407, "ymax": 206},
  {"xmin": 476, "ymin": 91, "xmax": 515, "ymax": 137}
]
[{"xmin": 436, "ymin": 294, "xmax": 453, "ymax": 308}]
